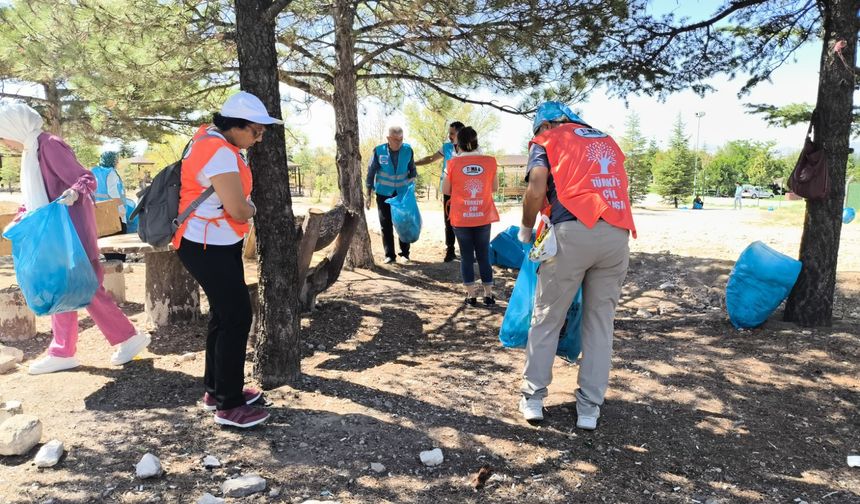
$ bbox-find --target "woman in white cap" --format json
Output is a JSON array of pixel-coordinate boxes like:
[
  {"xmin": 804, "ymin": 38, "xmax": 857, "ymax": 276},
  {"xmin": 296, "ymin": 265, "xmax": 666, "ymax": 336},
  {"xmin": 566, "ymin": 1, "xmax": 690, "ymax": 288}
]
[
  {"xmin": 172, "ymin": 91, "xmax": 282, "ymax": 429},
  {"xmin": 0, "ymin": 103, "xmax": 150, "ymax": 375}
]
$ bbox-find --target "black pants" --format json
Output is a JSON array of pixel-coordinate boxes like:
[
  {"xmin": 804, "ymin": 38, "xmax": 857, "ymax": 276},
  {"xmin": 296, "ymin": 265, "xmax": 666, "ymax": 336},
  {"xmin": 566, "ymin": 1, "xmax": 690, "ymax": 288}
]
[
  {"xmin": 377, "ymin": 192, "xmax": 410, "ymax": 260},
  {"xmin": 443, "ymin": 194, "xmax": 455, "ymax": 251},
  {"xmin": 104, "ymin": 221, "xmax": 128, "ymax": 262},
  {"xmin": 176, "ymin": 238, "xmax": 252, "ymax": 410}
]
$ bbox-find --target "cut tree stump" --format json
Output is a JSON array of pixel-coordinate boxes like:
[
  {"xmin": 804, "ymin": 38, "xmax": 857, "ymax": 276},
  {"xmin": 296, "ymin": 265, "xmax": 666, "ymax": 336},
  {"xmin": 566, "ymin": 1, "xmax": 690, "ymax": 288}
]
[
  {"xmin": 0, "ymin": 287, "xmax": 36, "ymax": 342},
  {"xmin": 144, "ymin": 251, "xmax": 201, "ymax": 326}
]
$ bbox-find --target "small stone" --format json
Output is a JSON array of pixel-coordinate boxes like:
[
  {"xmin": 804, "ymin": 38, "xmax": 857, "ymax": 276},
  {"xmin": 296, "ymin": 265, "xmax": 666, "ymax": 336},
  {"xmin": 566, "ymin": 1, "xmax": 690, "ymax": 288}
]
[
  {"xmin": 202, "ymin": 455, "xmax": 221, "ymax": 468},
  {"xmin": 0, "ymin": 414, "xmax": 42, "ymax": 456},
  {"xmin": 317, "ymin": 344, "xmax": 326, "ymax": 351},
  {"xmin": 419, "ymin": 448, "xmax": 444, "ymax": 467},
  {"xmin": 370, "ymin": 462, "xmax": 385, "ymax": 473},
  {"xmin": 179, "ymin": 352, "xmax": 196, "ymax": 362},
  {"xmin": 221, "ymin": 473, "xmax": 266, "ymax": 497},
  {"xmin": 0, "ymin": 346, "xmax": 24, "ymax": 363},
  {"xmin": 196, "ymin": 493, "xmax": 225, "ymax": 504},
  {"xmin": 299, "ymin": 501, "xmax": 340, "ymax": 504},
  {"xmin": 0, "ymin": 400, "xmax": 23, "ymax": 423},
  {"xmin": 636, "ymin": 308, "xmax": 651, "ymax": 319},
  {"xmin": 0, "ymin": 354, "xmax": 16, "ymax": 374},
  {"xmin": 268, "ymin": 487, "xmax": 281, "ymax": 498},
  {"xmin": 659, "ymin": 282, "xmax": 676, "ymax": 290},
  {"xmin": 34, "ymin": 439, "xmax": 64, "ymax": 468},
  {"xmin": 135, "ymin": 453, "xmax": 162, "ymax": 479}
]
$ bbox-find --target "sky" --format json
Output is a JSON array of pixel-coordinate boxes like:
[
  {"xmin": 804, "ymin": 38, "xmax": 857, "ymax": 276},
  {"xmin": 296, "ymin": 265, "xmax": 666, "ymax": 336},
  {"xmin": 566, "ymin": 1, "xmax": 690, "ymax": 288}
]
[{"xmin": 288, "ymin": 1, "xmax": 835, "ymax": 157}]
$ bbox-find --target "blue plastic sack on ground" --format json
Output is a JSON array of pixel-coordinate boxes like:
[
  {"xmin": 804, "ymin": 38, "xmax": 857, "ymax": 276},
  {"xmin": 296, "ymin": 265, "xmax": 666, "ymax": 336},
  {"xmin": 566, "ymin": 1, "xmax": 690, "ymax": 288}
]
[
  {"xmin": 2, "ymin": 201, "xmax": 99, "ymax": 316},
  {"xmin": 499, "ymin": 248, "xmax": 582, "ymax": 362},
  {"xmin": 490, "ymin": 226, "xmax": 529, "ymax": 269},
  {"xmin": 726, "ymin": 241, "xmax": 801, "ymax": 329},
  {"xmin": 843, "ymin": 207, "xmax": 856, "ymax": 224},
  {"xmin": 386, "ymin": 182, "xmax": 422, "ymax": 243},
  {"xmin": 125, "ymin": 198, "xmax": 139, "ymax": 233}
]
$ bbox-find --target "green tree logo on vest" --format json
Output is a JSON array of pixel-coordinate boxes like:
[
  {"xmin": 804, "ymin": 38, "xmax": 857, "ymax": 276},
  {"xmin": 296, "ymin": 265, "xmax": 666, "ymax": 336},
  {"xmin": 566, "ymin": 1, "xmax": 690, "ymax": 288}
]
[{"xmin": 586, "ymin": 142, "xmax": 617, "ymax": 174}]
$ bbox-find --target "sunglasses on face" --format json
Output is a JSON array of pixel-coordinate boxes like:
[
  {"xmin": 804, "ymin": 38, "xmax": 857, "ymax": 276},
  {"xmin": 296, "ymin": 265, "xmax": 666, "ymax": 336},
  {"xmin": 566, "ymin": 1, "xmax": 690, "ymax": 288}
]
[{"xmin": 249, "ymin": 124, "xmax": 267, "ymax": 139}]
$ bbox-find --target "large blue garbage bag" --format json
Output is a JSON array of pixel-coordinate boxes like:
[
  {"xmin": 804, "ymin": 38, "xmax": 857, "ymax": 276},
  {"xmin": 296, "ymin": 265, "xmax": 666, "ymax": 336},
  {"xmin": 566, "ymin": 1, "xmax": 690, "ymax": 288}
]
[
  {"xmin": 386, "ymin": 182, "xmax": 422, "ymax": 243},
  {"xmin": 490, "ymin": 226, "xmax": 531, "ymax": 269},
  {"xmin": 2, "ymin": 201, "xmax": 99, "ymax": 316},
  {"xmin": 726, "ymin": 241, "xmax": 802, "ymax": 329},
  {"xmin": 125, "ymin": 197, "xmax": 139, "ymax": 233},
  {"xmin": 499, "ymin": 248, "xmax": 582, "ymax": 362}
]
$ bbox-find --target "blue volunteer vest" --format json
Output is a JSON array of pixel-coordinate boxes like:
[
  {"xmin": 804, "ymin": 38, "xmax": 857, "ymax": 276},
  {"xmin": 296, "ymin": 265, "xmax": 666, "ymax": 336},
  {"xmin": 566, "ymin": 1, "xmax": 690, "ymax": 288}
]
[
  {"xmin": 91, "ymin": 166, "xmax": 126, "ymax": 203},
  {"xmin": 373, "ymin": 143, "xmax": 413, "ymax": 196},
  {"xmin": 439, "ymin": 142, "xmax": 455, "ymax": 192}
]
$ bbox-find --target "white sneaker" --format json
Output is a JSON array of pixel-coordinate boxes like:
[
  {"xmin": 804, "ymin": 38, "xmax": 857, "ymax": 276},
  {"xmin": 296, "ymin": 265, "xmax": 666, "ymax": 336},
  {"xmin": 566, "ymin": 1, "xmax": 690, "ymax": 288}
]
[
  {"xmin": 518, "ymin": 396, "xmax": 544, "ymax": 422},
  {"xmin": 28, "ymin": 355, "xmax": 80, "ymax": 375},
  {"xmin": 576, "ymin": 415, "xmax": 598, "ymax": 430},
  {"xmin": 110, "ymin": 331, "xmax": 151, "ymax": 365}
]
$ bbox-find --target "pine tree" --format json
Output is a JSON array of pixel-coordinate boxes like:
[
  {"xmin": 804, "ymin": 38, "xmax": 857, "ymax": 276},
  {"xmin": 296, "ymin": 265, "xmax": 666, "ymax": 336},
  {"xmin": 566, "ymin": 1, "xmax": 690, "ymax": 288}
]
[
  {"xmin": 619, "ymin": 112, "xmax": 652, "ymax": 203},
  {"xmin": 652, "ymin": 114, "xmax": 694, "ymax": 202}
]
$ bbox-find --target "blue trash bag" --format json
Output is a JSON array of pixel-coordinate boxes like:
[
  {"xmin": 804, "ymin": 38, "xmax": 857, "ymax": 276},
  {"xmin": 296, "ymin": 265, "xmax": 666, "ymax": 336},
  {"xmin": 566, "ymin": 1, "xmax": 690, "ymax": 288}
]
[
  {"xmin": 726, "ymin": 241, "xmax": 802, "ymax": 329},
  {"xmin": 125, "ymin": 197, "xmax": 139, "ymax": 233},
  {"xmin": 499, "ymin": 248, "xmax": 582, "ymax": 362},
  {"xmin": 490, "ymin": 226, "xmax": 531, "ymax": 269},
  {"xmin": 843, "ymin": 207, "xmax": 856, "ymax": 224},
  {"xmin": 2, "ymin": 201, "xmax": 99, "ymax": 316},
  {"xmin": 385, "ymin": 182, "xmax": 422, "ymax": 243}
]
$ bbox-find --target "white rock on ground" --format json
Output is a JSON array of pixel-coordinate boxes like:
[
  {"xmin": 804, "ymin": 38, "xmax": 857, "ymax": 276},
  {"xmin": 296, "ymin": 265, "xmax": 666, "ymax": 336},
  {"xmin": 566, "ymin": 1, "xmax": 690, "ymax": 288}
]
[
  {"xmin": 0, "ymin": 400, "xmax": 23, "ymax": 423},
  {"xmin": 179, "ymin": 352, "xmax": 196, "ymax": 362},
  {"xmin": 419, "ymin": 448, "xmax": 444, "ymax": 467},
  {"xmin": 196, "ymin": 493, "xmax": 225, "ymax": 504},
  {"xmin": 34, "ymin": 439, "xmax": 64, "ymax": 468},
  {"xmin": 0, "ymin": 346, "xmax": 24, "ymax": 363},
  {"xmin": 202, "ymin": 455, "xmax": 221, "ymax": 468},
  {"xmin": 135, "ymin": 453, "xmax": 162, "ymax": 479},
  {"xmin": 299, "ymin": 501, "xmax": 340, "ymax": 504},
  {"xmin": 0, "ymin": 414, "xmax": 42, "ymax": 456},
  {"xmin": 0, "ymin": 354, "xmax": 16, "ymax": 374},
  {"xmin": 370, "ymin": 462, "xmax": 385, "ymax": 473},
  {"xmin": 221, "ymin": 474, "xmax": 266, "ymax": 497}
]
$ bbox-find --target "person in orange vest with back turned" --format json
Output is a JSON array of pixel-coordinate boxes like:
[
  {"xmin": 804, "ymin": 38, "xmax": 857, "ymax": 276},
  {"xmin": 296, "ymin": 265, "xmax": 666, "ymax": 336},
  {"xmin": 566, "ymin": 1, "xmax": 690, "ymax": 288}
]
[
  {"xmin": 516, "ymin": 102, "xmax": 636, "ymax": 430},
  {"xmin": 443, "ymin": 126, "xmax": 499, "ymax": 306},
  {"xmin": 173, "ymin": 91, "xmax": 282, "ymax": 429}
]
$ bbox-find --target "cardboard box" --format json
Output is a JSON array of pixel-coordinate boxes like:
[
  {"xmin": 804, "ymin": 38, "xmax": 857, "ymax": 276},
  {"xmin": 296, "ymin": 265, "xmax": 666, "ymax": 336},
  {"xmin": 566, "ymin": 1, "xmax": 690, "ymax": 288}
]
[
  {"xmin": 0, "ymin": 212, "xmax": 14, "ymax": 257},
  {"xmin": 94, "ymin": 199, "xmax": 123, "ymax": 237}
]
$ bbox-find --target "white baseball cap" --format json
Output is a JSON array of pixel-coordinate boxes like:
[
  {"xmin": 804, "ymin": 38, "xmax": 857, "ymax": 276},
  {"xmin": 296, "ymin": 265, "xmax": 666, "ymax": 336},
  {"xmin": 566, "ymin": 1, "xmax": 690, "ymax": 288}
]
[{"xmin": 220, "ymin": 91, "xmax": 284, "ymax": 125}]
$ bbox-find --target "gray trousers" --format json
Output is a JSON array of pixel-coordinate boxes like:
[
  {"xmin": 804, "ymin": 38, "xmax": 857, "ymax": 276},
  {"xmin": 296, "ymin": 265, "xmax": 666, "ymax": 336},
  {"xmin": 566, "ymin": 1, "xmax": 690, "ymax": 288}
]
[{"xmin": 521, "ymin": 220, "xmax": 629, "ymax": 418}]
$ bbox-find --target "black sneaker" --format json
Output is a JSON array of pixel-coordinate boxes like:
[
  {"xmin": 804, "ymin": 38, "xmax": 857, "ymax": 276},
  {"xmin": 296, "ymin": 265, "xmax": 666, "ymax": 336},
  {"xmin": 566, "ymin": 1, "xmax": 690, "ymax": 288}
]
[
  {"xmin": 464, "ymin": 297, "xmax": 477, "ymax": 306},
  {"xmin": 443, "ymin": 249, "xmax": 456, "ymax": 262},
  {"xmin": 483, "ymin": 296, "xmax": 496, "ymax": 306}
]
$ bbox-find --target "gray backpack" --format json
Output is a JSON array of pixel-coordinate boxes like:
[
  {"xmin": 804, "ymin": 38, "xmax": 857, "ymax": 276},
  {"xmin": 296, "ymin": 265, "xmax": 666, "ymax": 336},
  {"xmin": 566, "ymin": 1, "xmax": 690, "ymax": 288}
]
[{"xmin": 129, "ymin": 140, "xmax": 215, "ymax": 247}]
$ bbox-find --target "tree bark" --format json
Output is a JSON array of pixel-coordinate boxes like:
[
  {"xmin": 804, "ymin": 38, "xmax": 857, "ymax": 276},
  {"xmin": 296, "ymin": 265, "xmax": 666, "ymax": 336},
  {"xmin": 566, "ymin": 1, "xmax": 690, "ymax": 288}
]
[
  {"xmin": 41, "ymin": 81, "xmax": 62, "ymax": 137},
  {"xmin": 234, "ymin": 0, "xmax": 302, "ymax": 386},
  {"xmin": 784, "ymin": 0, "xmax": 858, "ymax": 326},
  {"xmin": 332, "ymin": 1, "xmax": 374, "ymax": 269}
]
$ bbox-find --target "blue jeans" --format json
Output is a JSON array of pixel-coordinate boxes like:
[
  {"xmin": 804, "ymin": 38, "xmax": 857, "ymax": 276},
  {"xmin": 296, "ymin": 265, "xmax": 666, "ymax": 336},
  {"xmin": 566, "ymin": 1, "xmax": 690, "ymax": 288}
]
[{"xmin": 453, "ymin": 224, "xmax": 493, "ymax": 285}]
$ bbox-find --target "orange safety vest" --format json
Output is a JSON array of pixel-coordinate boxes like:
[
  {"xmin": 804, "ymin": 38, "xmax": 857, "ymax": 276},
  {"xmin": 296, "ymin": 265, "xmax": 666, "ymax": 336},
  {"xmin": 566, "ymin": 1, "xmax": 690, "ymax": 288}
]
[
  {"xmin": 530, "ymin": 123, "xmax": 637, "ymax": 238},
  {"xmin": 447, "ymin": 154, "xmax": 500, "ymax": 227},
  {"xmin": 172, "ymin": 125, "xmax": 253, "ymax": 249}
]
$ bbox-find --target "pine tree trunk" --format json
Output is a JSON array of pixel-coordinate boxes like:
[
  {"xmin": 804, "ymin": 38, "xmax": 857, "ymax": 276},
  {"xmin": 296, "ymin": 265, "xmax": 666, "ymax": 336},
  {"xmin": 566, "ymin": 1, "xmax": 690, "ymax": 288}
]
[
  {"xmin": 41, "ymin": 81, "xmax": 62, "ymax": 137},
  {"xmin": 234, "ymin": 0, "xmax": 302, "ymax": 386},
  {"xmin": 332, "ymin": 1, "xmax": 374, "ymax": 269},
  {"xmin": 784, "ymin": 0, "xmax": 858, "ymax": 326}
]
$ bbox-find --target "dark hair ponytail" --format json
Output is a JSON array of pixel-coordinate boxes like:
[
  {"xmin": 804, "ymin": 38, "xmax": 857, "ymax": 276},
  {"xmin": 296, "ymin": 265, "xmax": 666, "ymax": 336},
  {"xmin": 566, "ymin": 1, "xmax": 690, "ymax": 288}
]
[{"xmin": 457, "ymin": 126, "xmax": 479, "ymax": 152}]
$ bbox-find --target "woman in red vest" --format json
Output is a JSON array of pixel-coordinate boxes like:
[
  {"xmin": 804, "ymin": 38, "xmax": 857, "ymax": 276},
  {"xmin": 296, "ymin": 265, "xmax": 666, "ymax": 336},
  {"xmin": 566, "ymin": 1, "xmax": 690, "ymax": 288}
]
[
  {"xmin": 173, "ymin": 92, "xmax": 281, "ymax": 429},
  {"xmin": 442, "ymin": 127, "xmax": 500, "ymax": 306}
]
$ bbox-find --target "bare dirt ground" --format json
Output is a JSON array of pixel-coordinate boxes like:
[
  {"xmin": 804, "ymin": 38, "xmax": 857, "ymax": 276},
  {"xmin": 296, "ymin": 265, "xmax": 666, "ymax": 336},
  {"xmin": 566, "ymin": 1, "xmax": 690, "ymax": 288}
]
[{"xmin": 0, "ymin": 203, "xmax": 858, "ymax": 504}]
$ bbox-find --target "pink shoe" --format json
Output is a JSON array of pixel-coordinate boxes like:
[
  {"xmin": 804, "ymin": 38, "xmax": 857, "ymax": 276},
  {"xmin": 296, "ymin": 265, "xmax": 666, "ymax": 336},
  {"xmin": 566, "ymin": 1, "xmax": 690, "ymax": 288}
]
[
  {"xmin": 214, "ymin": 405, "xmax": 270, "ymax": 428},
  {"xmin": 202, "ymin": 388, "xmax": 263, "ymax": 411}
]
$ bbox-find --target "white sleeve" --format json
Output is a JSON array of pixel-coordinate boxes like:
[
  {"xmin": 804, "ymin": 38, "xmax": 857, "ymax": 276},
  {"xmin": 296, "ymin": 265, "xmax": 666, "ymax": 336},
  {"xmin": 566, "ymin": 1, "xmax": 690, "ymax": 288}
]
[
  {"xmin": 106, "ymin": 171, "xmax": 122, "ymax": 199},
  {"xmin": 198, "ymin": 147, "xmax": 240, "ymax": 186}
]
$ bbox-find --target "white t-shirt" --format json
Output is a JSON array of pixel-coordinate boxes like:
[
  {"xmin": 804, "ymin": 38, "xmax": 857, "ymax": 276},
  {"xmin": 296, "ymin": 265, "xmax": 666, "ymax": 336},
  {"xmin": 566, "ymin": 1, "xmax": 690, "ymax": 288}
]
[{"xmin": 183, "ymin": 131, "xmax": 246, "ymax": 245}]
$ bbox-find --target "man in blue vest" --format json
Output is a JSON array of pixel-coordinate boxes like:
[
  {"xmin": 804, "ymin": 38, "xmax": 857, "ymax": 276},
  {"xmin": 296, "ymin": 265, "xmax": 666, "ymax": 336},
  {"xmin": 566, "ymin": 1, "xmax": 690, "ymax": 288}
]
[
  {"xmin": 92, "ymin": 151, "xmax": 128, "ymax": 261},
  {"xmin": 365, "ymin": 126, "xmax": 418, "ymax": 264},
  {"xmin": 415, "ymin": 121, "xmax": 464, "ymax": 262}
]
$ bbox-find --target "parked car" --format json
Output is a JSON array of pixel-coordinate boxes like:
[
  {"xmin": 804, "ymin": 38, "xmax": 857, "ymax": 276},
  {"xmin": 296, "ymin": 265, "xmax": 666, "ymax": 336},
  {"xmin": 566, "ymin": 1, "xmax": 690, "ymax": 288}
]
[{"xmin": 741, "ymin": 185, "xmax": 775, "ymax": 199}]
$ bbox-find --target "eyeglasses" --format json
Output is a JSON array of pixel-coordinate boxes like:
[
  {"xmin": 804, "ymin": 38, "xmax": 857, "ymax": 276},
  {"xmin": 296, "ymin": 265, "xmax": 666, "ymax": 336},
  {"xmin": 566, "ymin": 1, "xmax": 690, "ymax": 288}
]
[{"xmin": 249, "ymin": 124, "xmax": 266, "ymax": 139}]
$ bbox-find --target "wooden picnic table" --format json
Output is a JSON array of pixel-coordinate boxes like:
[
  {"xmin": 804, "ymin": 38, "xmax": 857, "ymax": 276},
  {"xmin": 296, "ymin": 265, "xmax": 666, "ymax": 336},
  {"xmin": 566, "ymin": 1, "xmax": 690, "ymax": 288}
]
[{"xmin": 97, "ymin": 234, "xmax": 201, "ymax": 327}]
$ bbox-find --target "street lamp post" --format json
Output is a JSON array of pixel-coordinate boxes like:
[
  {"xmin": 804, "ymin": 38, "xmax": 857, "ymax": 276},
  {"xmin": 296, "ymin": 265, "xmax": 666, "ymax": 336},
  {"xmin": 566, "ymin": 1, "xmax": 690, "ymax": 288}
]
[{"xmin": 692, "ymin": 111, "xmax": 705, "ymax": 198}]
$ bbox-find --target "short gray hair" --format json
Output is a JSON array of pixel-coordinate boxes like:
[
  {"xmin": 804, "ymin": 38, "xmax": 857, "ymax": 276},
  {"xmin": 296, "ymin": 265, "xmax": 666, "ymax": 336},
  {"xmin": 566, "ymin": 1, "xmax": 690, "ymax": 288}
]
[{"xmin": 387, "ymin": 126, "xmax": 404, "ymax": 137}]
